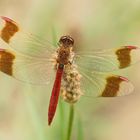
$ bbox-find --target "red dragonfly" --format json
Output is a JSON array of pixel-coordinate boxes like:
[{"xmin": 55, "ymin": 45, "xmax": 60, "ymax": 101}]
[{"xmin": 0, "ymin": 16, "xmax": 139, "ymax": 125}]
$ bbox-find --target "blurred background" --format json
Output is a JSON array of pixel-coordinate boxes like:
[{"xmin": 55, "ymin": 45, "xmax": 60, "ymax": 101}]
[{"xmin": 0, "ymin": 0, "xmax": 140, "ymax": 140}]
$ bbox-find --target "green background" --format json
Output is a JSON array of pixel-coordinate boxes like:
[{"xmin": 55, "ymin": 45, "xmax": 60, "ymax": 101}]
[{"xmin": 0, "ymin": 0, "xmax": 140, "ymax": 140}]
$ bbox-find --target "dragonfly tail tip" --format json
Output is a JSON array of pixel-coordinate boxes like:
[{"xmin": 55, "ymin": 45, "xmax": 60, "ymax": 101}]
[{"xmin": 48, "ymin": 119, "xmax": 52, "ymax": 126}]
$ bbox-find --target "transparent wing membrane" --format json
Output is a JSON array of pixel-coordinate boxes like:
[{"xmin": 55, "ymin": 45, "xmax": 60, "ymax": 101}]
[
  {"xmin": 75, "ymin": 46, "xmax": 139, "ymax": 97},
  {"xmin": 78, "ymin": 67, "xmax": 134, "ymax": 97},
  {"xmin": 7, "ymin": 31, "xmax": 56, "ymax": 58},
  {"xmin": 0, "ymin": 16, "xmax": 56, "ymax": 58},
  {"xmin": 0, "ymin": 16, "xmax": 57, "ymax": 85},
  {"xmin": 0, "ymin": 49, "xmax": 55, "ymax": 84},
  {"xmin": 76, "ymin": 46, "xmax": 140, "ymax": 72}
]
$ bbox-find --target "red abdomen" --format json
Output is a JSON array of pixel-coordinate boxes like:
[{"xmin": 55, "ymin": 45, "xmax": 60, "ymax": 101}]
[{"xmin": 48, "ymin": 64, "xmax": 64, "ymax": 125}]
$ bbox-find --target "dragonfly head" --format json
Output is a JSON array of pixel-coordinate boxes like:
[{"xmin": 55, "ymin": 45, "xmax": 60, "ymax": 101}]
[{"xmin": 59, "ymin": 35, "xmax": 74, "ymax": 47}]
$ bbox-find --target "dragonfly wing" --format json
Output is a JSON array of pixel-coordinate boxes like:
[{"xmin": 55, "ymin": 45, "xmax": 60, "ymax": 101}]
[
  {"xmin": 0, "ymin": 49, "xmax": 55, "ymax": 84},
  {"xmin": 0, "ymin": 16, "xmax": 56, "ymax": 58},
  {"xmin": 78, "ymin": 67, "xmax": 134, "ymax": 97},
  {"xmin": 75, "ymin": 46, "xmax": 140, "ymax": 72}
]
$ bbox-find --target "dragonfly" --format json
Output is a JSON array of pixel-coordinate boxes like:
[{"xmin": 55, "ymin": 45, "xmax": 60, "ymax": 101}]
[{"xmin": 0, "ymin": 16, "xmax": 140, "ymax": 125}]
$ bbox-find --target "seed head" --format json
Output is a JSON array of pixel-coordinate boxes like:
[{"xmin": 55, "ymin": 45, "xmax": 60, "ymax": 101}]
[{"xmin": 61, "ymin": 64, "xmax": 83, "ymax": 103}]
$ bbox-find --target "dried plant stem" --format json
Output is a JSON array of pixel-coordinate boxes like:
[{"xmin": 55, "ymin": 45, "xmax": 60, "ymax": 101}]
[{"xmin": 67, "ymin": 104, "xmax": 74, "ymax": 140}]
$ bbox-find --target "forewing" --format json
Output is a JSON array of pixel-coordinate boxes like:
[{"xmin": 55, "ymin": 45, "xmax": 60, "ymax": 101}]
[
  {"xmin": 78, "ymin": 67, "xmax": 134, "ymax": 97},
  {"xmin": 0, "ymin": 49, "xmax": 55, "ymax": 84},
  {"xmin": 0, "ymin": 16, "xmax": 56, "ymax": 58},
  {"xmin": 76, "ymin": 46, "xmax": 140, "ymax": 72}
]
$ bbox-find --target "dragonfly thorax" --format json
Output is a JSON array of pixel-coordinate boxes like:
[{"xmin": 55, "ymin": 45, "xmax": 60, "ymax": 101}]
[{"xmin": 57, "ymin": 36, "xmax": 74, "ymax": 65}]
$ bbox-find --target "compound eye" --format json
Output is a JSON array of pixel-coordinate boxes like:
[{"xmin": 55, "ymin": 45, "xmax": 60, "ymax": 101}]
[
  {"xmin": 67, "ymin": 39, "xmax": 71, "ymax": 44},
  {"xmin": 59, "ymin": 37, "xmax": 66, "ymax": 43},
  {"xmin": 63, "ymin": 38, "xmax": 67, "ymax": 43}
]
